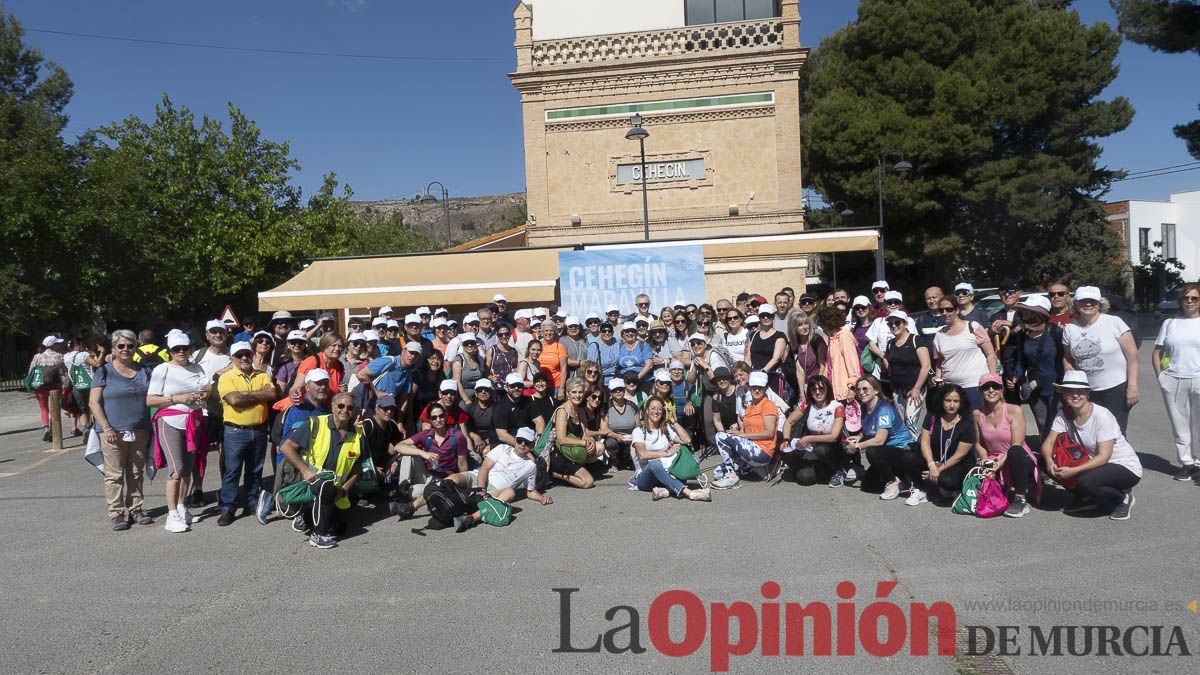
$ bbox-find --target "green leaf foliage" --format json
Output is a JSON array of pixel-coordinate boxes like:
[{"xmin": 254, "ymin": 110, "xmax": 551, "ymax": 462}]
[{"xmin": 802, "ymin": 0, "xmax": 1133, "ymax": 289}]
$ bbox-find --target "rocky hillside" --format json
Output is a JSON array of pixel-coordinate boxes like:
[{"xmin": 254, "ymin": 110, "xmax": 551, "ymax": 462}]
[{"xmin": 350, "ymin": 192, "xmax": 527, "ymax": 248}]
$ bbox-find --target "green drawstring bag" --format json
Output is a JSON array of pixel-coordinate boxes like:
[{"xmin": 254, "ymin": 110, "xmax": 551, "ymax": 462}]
[
  {"xmin": 666, "ymin": 444, "xmax": 701, "ymax": 481},
  {"xmin": 277, "ymin": 470, "xmax": 335, "ymax": 505},
  {"xmin": 952, "ymin": 467, "xmax": 986, "ymax": 515},
  {"xmin": 860, "ymin": 345, "xmax": 876, "ymax": 374},
  {"xmin": 477, "ymin": 496, "xmax": 512, "ymax": 527}
]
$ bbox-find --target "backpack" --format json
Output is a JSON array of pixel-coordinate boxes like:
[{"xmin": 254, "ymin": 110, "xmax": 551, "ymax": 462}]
[
  {"xmin": 422, "ymin": 478, "xmax": 480, "ymax": 530},
  {"xmin": 477, "ymin": 496, "xmax": 512, "ymax": 527},
  {"xmin": 975, "ymin": 474, "xmax": 1009, "ymax": 518},
  {"xmin": 1050, "ymin": 420, "xmax": 1090, "ymax": 490},
  {"xmin": 136, "ymin": 345, "xmax": 166, "ymax": 372},
  {"xmin": 952, "ymin": 466, "xmax": 987, "ymax": 515}
]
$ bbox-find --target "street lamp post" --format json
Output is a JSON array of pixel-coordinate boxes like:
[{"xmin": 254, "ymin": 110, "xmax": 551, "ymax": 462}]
[
  {"xmin": 875, "ymin": 156, "xmax": 913, "ymax": 281},
  {"xmin": 830, "ymin": 201, "xmax": 854, "ymax": 288},
  {"xmin": 625, "ymin": 113, "xmax": 650, "ymax": 241},
  {"xmin": 420, "ymin": 181, "xmax": 451, "ymax": 248}
]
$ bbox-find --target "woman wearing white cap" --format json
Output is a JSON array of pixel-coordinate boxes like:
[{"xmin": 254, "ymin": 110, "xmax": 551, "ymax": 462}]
[
  {"xmin": 600, "ymin": 378, "xmax": 640, "ymax": 472},
  {"xmin": 1062, "ymin": 286, "xmax": 1139, "ymax": 434},
  {"xmin": 881, "ymin": 310, "xmax": 929, "ymax": 438},
  {"xmin": 29, "ymin": 335, "xmax": 66, "ymax": 442},
  {"xmin": 1040, "ymin": 372, "xmax": 1142, "ymax": 520},
  {"xmin": 273, "ymin": 330, "xmax": 312, "ymax": 395},
  {"xmin": 849, "ymin": 296, "xmax": 874, "ymax": 354},
  {"xmin": 712, "ymin": 370, "xmax": 778, "ymax": 489},
  {"xmin": 1153, "ymin": 282, "xmax": 1200, "ymax": 481},
  {"xmin": 451, "ymin": 332, "xmax": 488, "ymax": 402},
  {"xmin": 1013, "ymin": 295, "xmax": 1064, "ymax": 441},
  {"xmin": 747, "ymin": 304, "xmax": 789, "ymax": 397},
  {"xmin": 559, "ymin": 316, "xmax": 589, "ymax": 380},
  {"xmin": 631, "ymin": 396, "xmax": 710, "ymax": 502},
  {"xmin": 146, "ymin": 332, "xmax": 210, "ymax": 533}
]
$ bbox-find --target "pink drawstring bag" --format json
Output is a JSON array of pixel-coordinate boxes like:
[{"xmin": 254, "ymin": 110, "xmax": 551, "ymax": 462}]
[{"xmin": 975, "ymin": 475, "xmax": 1009, "ymax": 518}]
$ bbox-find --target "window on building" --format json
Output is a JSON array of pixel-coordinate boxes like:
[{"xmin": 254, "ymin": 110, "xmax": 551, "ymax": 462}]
[
  {"xmin": 686, "ymin": 0, "xmax": 781, "ymax": 25},
  {"xmin": 1138, "ymin": 227, "xmax": 1151, "ymax": 262},
  {"xmin": 1162, "ymin": 223, "xmax": 1177, "ymax": 259}
]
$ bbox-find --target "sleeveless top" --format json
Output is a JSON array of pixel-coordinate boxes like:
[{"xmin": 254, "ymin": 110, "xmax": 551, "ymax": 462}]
[
  {"xmin": 934, "ymin": 321, "xmax": 989, "ymax": 388},
  {"xmin": 885, "ymin": 333, "xmax": 922, "ymax": 392},
  {"xmin": 606, "ymin": 401, "xmax": 637, "ymax": 435},
  {"xmin": 457, "ymin": 354, "xmax": 487, "ymax": 398},
  {"xmin": 489, "ymin": 345, "xmax": 518, "ymax": 382},
  {"xmin": 974, "ymin": 405, "xmax": 1026, "ymax": 457}
]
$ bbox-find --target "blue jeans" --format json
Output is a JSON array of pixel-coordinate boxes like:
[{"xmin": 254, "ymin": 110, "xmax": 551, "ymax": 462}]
[
  {"xmin": 962, "ymin": 386, "xmax": 983, "ymax": 412},
  {"xmin": 220, "ymin": 426, "xmax": 266, "ymax": 512},
  {"xmin": 635, "ymin": 460, "xmax": 686, "ymax": 497}
]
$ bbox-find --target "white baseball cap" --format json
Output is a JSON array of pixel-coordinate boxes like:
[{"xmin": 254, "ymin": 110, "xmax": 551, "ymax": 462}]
[
  {"xmin": 653, "ymin": 370, "xmax": 671, "ymax": 383},
  {"xmin": 363, "ymin": 329, "xmax": 381, "ymax": 342},
  {"xmin": 205, "ymin": 319, "xmax": 227, "ymax": 332},
  {"xmin": 347, "ymin": 332, "xmax": 366, "ymax": 342},
  {"xmin": 372, "ymin": 316, "xmax": 387, "ymax": 326},
  {"xmin": 298, "ymin": 319, "xmax": 316, "ymax": 330},
  {"xmin": 871, "ymin": 280, "xmax": 890, "ymax": 290},
  {"xmin": 515, "ymin": 309, "xmax": 532, "ymax": 320},
  {"xmin": 886, "ymin": 311, "xmax": 909, "ymax": 322},
  {"xmin": 474, "ymin": 378, "xmax": 494, "ymax": 390},
  {"xmin": 404, "ymin": 313, "xmax": 422, "ymax": 325},
  {"xmin": 1074, "ymin": 286, "xmax": 1102, "ymax": 302},
  {"xmin": 439, "ymin": 379, "xmax": 459, "ymax": 392},
  {"xmin": 608, "ymin": 378, "xmax": 625, "ymax": 390},
  {"xmin": 530, "ymin": 319, "xmax": 542, "ymax": 329},
  {"xmin": 515, "ymin": 427, "xmax": 536, "ymax": 442},
  {"xmin": 40, "ymin": 335, "xmax": 64, "ymax": 348},
  {"xmin": 434, "ymin": 307, "xmax": 449, "ymax": 316},
  {"xmin": 287, "ymin": 330, "xmax": 307, "ymax": 341},
  {"xmin": 493, "ymin": 294, "xmax": 507, "ymax": 302},
  {"xmin": 1018, "ymin": 294, "xmax": 1052, "ymax": 315},
  {"xmin": 605, "ymin": 304, "xmax": 620, "ymax": 313},
  {"xmin": 505, "ymin": 373, "xmax": 524, "ymax": 386},
  {"xmin": 379, "ymin": 306, "xmax": 394, "ymax": 315},
  {"xmin": 464, "ymin": 313, "xmax": 480, "ymax": 325},
  {"xmin": 851, "ymin": 295, "xmax": 871, "ymax": 308},
  {"xmin": 230, "ymin": 341, "xmax": 253, "ymax": 356},
  {"xmin": 620, "ymin": 321, "xmax": 637, "ymax": 332},
  {"xmin": 884, "ymin": 290, "xmax": 903, "ymax": 302},
  {"xmin": 669, "ymin": 360, "xmax": 685, "ymax": 370},
  {"xmin": 555, "ymin": 309, "xmax": 568, "ymax": 319},
  {"xmin": 687, "ymin": 332, "xmax": 706, "ymax": 343},
  {"xmin": 954, "ymin": 282, "xmax": 975, "ymax": 294},
  {"xmin": 416, "ymin": 306, "xmax": 432, "ymax": 315},
  {"xmin": 757, "ymin": 305, "xmax": 776, "ymax": 316},
  {"xmin": 635, "ymin": 317, "xmax": 650, "ymax": 326},
  {"xmin": 253, "ymin": 330, "xmax": 275, "ymax": 342},
  {"xmin": 565, "ymin": 315, "xmax": 581, "ymax": 327},
  {"xmin": 459, "ymin": 332, "xmax": 478, "ymax": 343},
  {"xmin": 748, "ymin": 371, "xmax": 769, "ymax": 387},
  {"xmin": 166, "ymin": 333, "xmax": 190, "ymax": 349},
  {"xmin": 745, "ymin": 314, "xmax": 760, "ymax": 325},
  {"xmin": 534, "ymin": 307, "xmax": 548, "ymax": 318},
  {"xmin": 386, "ymin": 319, "xmax": 400, "ymax": 329},
  {"xmin": 404, "ymin": 342, "xmax": 423, "ymax": 354},
  {"xmin": 431, "ymin": 317, "xmax": 448, "ymax": 328},
  {"xmin": 304, "ymin": 368, "xmax": 330, "ymax": 384}
]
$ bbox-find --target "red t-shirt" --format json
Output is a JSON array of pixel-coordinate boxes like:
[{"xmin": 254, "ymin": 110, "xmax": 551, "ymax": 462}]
[{"xmin": 419, "ymin": 402, "xmax": 469, "ymax": 427}]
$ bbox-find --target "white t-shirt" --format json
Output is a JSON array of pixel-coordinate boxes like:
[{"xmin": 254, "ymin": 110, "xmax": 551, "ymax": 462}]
[
  {"xmin": 483, "ymin": 444, "xmax": 537, "ymax": 492},
  {"xmin": 631, "ymin": 425, "xmax": 680, "ymax": 468},
  {"xmin": 805, "ymin": 400, "xmax": 845, "ymax": 435},
  {"xmin": 64, "ymin": 350, "xmax": 92, "ymax": 375},
  {"xmin": 148, "ymin": 362, "xmax": 209, "ymax": 429},
  {"xmin": 1062, "ymin": 314, "xmax": 1130, "ymax": 391},
  {"xmin": 1155, "ymin": 317, "xmax": 1200, "ymax": 379},
  {"xmin": 933, "ymin": 322, "xmax": 990, "ymax": 388},
  {"xmin": 724, "ymin": 329, "xmax": 749, "ymax": 364},
  {"xmin": 1052, "ymin": 404, "xmax": 1142, "ymax": 478},
  {"xmin": 193, "ymin": 348, "xmax": 231, "ymax": 381}
]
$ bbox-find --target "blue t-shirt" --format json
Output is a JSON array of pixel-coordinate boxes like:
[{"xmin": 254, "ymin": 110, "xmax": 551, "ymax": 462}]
[
  {"xmin": 90, "ymin": 363, "xmax": 151, "ymax": 432},
  {"xmin": 861, "ymin": 401, "xmax": 913, "ymax": 448},
  {"xmin": 366, "ymin": 356, "xmax": 416, "ymax": 398},
  {"xmin": 614, "ymin": 341, "xmax": 653, "ymax": 381},
  {"xmin": 588, "ymin": 340, "xmax": 622, "ymax": 381}
]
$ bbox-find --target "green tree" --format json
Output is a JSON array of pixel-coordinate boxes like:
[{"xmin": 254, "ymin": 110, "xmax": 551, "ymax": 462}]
[
  {"xmin": 299, "ymin": 173, "xmax": 437, "ymax": 256},
  {"xmin": 1112, "ymin": 0, "xmax": 1200, "ymax": 158},
  {"xmin": 0, "ymin": 10, "xmax": 77, "ymax": 332},
  {"xmin": 802, "ymin": 0, "xmax": 1132, "ymax": 289}
]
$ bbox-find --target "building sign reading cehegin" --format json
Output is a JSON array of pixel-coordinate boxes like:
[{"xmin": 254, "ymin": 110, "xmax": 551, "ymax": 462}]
[{"xmin": 616, "ymin": 158, "xmax": 705, "ymax": 184}]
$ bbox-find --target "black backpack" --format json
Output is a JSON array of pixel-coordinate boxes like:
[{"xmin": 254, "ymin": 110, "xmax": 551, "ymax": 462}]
[{"xmin": 422, "ymin": 479, "xmax": 480, "ymax": 530}]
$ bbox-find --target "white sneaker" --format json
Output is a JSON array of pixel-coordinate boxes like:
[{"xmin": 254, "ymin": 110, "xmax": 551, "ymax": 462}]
[
  {"xmin": 177, "ymin": 505, "xmax": 194, "ymax": 526},
  {"xmin": 688, "ymin": 488, "xmax": 712, "ymax": 502},
  {"xmin": 712, "ymin": 475, "xmax": 741, "ymax": 490},
  {"xmin": 905, "ymin": 488, "xmax": 927, "ymax": 506},
  {"xmin": 651, "ymin": 487, "xmax": 670, "ymax": 501},
  {"xmin": 880, "ymin": 480, "xmax": 901, "ymax": 500},
  {"xmin": 163, "ymin": 513, "xmax": 189, "ymax": 533}
]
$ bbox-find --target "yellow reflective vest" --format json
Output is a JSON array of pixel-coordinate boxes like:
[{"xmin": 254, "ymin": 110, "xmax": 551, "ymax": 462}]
[{"xmin": 304, "ymin": 414, "xmax": 363, "ymax": 510}]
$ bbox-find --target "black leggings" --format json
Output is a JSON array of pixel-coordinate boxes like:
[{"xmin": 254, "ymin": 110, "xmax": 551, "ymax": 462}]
[
  {"xmin": 1075, "ymin": 463, "xmax": 1140, "ymax": 512},
  {"xmin": 931, "ymin": 460, "xmax": 974, "ymax": 494},
  {"xmin": 1003, "ymin": 446, "xmax": 1037, "ymax": 496},
  {"xmin": 1090, "ymin": 382, "xmax": 1130, "ymax": 435},
  {"xmin": 866, "ymin": 444, "xmax": 923, "ymax": 484},
  {"xmin": 791, "ymin": 443, "xmax": 843, "ymax": 485}
]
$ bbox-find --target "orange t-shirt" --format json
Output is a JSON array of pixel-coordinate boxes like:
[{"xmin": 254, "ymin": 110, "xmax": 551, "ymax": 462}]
[
  {"xmin": 297, "ymin": 354, "xmax": 344, "ymax": 394},
  {"xmin": 538, "ymin": 340, "xmax": 568, "ymax": 387},
  {"xmin": 742, "ymin": 396, "xmax": 779, "ymax": 455}
]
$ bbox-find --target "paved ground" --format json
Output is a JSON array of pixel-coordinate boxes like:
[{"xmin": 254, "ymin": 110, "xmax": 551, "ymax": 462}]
[{"xmin": 1, "ymin": 339, "xmax": 1197, "ymax": 674}]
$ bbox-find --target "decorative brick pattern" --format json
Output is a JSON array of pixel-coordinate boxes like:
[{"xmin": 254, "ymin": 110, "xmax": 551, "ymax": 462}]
[{"xmin": 531, "ymin": 19, "xmax": 785, "ymax": 68}]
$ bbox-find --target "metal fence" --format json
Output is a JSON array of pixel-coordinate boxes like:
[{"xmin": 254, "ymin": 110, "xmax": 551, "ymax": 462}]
[{"xmin": 0, "ymin": 349, "xmax": 32, "ymax": 391}]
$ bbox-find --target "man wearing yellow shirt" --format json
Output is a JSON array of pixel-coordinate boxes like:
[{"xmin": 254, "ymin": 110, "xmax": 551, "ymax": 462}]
[{"xmin": 216, "ymin": 341, "xmax": 277, "ymax": 526}]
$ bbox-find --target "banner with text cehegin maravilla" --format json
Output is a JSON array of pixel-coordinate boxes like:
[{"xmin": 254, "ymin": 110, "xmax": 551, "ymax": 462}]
[{"xmin": 558, "ymin": 245, "xmax": 706, "ymax": 318}]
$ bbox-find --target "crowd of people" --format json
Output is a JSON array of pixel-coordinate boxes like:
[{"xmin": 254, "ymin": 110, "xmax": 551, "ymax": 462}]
[{"xmin": 24, "ymin": 280, "xmax": 1200, "ymax": 547}]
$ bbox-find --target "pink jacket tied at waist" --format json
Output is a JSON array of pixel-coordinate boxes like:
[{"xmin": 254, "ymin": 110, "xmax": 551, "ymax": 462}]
[
  {"xmin": 151, "ymin": 408, "xmax": 209, "ymax": 477},
  {"xmin": 826, "ymin": 328, "xmax": 861, "ymax": 402}
]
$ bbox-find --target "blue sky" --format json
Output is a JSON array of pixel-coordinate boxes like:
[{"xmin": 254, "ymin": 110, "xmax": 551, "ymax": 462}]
[{"xmin": 7, "ymin": 0, "xmax": 1198, "ymax": 204}]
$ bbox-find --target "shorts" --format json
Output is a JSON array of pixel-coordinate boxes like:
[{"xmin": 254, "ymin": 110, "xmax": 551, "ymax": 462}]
[
  {"xmin": 549, "ymin": 451, "xmax": 584, "ymax": 477},
  {"xmin": 464, "ymin": 470, "xmax": 502, "ymax": 496},
  {"xmin": 71, "ymin": 388, "xmax": 90, "ymax": 412}
]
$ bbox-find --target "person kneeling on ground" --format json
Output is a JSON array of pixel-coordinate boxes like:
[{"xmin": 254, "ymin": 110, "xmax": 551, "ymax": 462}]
[
  {"xmin": 276, "ymin": 392, "xmax": 364, "ymax": 549},
  {"xmin": 392, "ymin": 426, "xmax": 552, "ymax": 530},
  {"xmin": 915, "ymin": 384, "xmax": 977, "ymax": 504},
  {"xmin": 780, "ymin": 375, "xmax": 845, "ymax": 487},
  {"xmin": 847, "ymin": 375, "xmax": 920, "ymax": 501},
  {"xmin": 712, "ymin": 370, "xmax": 778, "ymax": 489},
  {"xmin": 1040, "ymin": 371, "xmax": 1142, "ymax": 521}
]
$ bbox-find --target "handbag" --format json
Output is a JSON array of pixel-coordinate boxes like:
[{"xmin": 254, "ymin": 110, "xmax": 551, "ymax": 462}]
[
  {"xmin": 952, "ymin": 466, "xmax": 987, "ymax": 515},
  {"xmin": 532, "ymin": 406, "xmax": 560, "ymax": 457},
  {"xmin": 859, "ymin": 345, "xmax": 876, "ymax": 374},
  {"xmin": 1051, "ymin": 421, "xmax": 1091, "ymax": 490},
  {"xmin": 975, "ymin": 474, "xmax": 1009, "ymax": 518}
]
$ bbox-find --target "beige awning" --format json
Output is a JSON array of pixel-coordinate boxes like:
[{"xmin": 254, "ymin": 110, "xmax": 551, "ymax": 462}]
[
  {"xmin": 584, "ymin": 229, "xmax": 879, "ymax": 258},
  {"xmin": 258, "ymin": 247, "xmax": 569, "ymax": 312}
]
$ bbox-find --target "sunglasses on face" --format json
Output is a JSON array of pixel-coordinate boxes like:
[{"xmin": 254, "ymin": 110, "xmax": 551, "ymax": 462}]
[
  {"xmin": 234, "ymin": 352, "xmax": 252, "ymax": 359},
  {"xmin": 954, "ymin": 290, "xmax": 972, "ymax": 296},
  {"xmin": 587, "ymin": 394, "xmax": 601, "ymax": 400},
  {"xmin": 854, "ymin": 386, "xmax": 874, "ymax": 393},
  {"xmin": 886, "ymin": 321, "xmax": 904, "ymax": 328},
  {"xmin": 1048, "ymin": 291, "xmax": 1069, "ymax": 297},
  {"xmin": 379, "ymin": 406, "xmax": 397, "ymax": 414},
  {"xmin": 207, "ymin": 329, "xmax": 226, "ymax": 335},
  {"xmin": 507, "ymin": 382, "xmax": 524, "ymax": 389},
  {"xmin": 114, "ymin": 343, "xmax": 135, "ymax": 351},
  {"xmin": 1001, "ymin": 290, "xmax": 1020, "ymax": 296},
  {"xmin": 498, "ymin": 332, "xmax": 511, "ymax": 337},
  {"xmin": 170, "ymin": 347, "xmax": 190, "ymax": 353},
  {"xmin": 429, "ymin": 414, "xmax": 446, "ymax": 420},
  {"xmin": 289, "ymin": 340, "xmax": 306, "ymax": 346},
  {"xmin": 585, "ymin": 369, "xmax": 599, "ymax": 375},
  {"xmin": 980, "ymin": 383, "xmax": 1003, "ymax": 392},
  {"xmin": 255, "ymin": 337, "xmax": 273, "ymax": 343},
  {"xmin": 1182, "ymin": 295, "xmax": 1200, "ymax": 303},
  {"xmin": 334, "ymin": 403, "xmax": 357, "ymax": 411},
  {"xmin": 885, "ymin": 300, "xmax": 901, "ymax": 306},
  {"xmin": 937, "ymin": 307, "xmax": 957, "ymax": 314},
  {"xmin": 601, "ymin": 328, "xmax": 614, "ymax": 334},
  {"xmin": 1078, "ymin": 299, "xmax": 1099, "ymax": 306}
]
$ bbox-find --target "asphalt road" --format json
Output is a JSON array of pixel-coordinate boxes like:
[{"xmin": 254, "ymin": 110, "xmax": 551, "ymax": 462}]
[{"xmin": 1, "ymin": 340, "xmax": 1197, "ymax": 674}]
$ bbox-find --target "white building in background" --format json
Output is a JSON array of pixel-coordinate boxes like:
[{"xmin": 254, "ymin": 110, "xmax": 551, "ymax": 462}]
[{"xmin": 1106, "ymin": 189, "xmax": 1200, "ymax": 285}]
